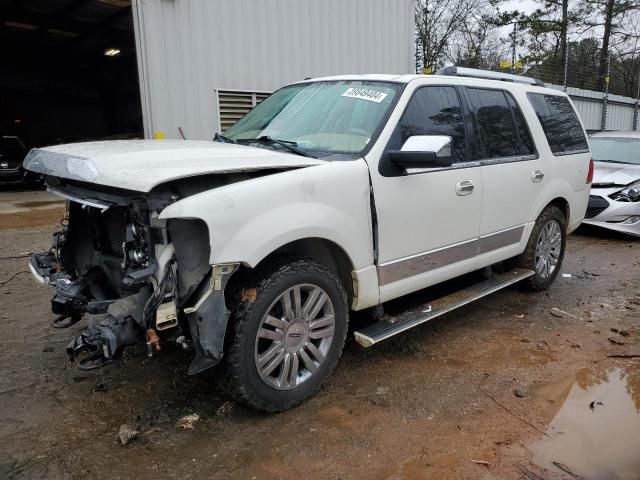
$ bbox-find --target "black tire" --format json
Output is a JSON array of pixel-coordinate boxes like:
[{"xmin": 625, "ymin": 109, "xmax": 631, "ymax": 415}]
[
  {"xmin": 508, "ymin": 205, "xmax": 566, "ymax": 291},
  {"xmin": 221, "ymin": 255, "xmax": 348, "ymax": 412}
]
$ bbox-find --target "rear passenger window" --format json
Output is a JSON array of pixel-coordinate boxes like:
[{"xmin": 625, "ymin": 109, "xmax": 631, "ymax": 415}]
[
  {"xmin": 466, "ymin": 88, "xmax": 519, "ymax": 159},
  {"xmin": 388, "ymin": 86, "xmax": 467, "ymax": 163},
  {"xmin": 527, "ymin": 93, "xmax": 588, "ymax": 155}
]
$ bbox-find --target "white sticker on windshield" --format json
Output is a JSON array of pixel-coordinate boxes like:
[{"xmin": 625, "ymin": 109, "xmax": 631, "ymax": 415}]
[{"xmin": 342, "ymin": 87, "xmax": 388, "ymax": 103}]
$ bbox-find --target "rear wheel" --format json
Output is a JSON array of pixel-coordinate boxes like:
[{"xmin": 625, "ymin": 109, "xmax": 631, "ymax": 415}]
[
  {"xmin": 221, "ymin": 256, "xmax": 348, "ymax": 412},
  {"xmin": 509, "ymin": 205, "xmax": 566, "ymax": 291}
]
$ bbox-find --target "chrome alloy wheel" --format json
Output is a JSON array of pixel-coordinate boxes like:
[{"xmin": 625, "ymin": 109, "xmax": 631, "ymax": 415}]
[
  {"xmin": 535, "ymin": 219, "xmax": 562, "ymax": 279},
  {"xmin": 254, "ymin": 284, "xmax": 335, "ymax": 390}
]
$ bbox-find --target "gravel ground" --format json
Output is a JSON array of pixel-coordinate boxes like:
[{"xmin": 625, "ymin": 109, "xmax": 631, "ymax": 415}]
[{"xmin": 1, "ymin": 190, "xmax": 639, "ymax": 480}]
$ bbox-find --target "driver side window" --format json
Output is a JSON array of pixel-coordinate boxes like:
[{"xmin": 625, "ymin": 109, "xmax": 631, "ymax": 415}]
[{"xmin": 386, "ymin": 86, "xmax": 468, "ymax": 164}]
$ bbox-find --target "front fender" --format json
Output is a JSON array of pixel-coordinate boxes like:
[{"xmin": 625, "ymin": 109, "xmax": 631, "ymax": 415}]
[{"xmin": 158, "ymin": 159, "xmax": 374, "ymax": 270}]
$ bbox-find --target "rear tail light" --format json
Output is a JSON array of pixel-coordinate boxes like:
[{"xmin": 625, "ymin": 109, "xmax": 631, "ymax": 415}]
[{"xmin": 586, "ymin": 158, "xmax": 594, "ymax": 184}]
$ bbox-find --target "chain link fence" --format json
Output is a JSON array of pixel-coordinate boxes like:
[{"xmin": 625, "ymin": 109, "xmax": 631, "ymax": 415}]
[
  {"xmin": 519, "ymin": 55, "xmax": 639, "ymax": 132},
  {"xmin": 430, "ymin": 54, "xmax": 640, "ymax": 132}
]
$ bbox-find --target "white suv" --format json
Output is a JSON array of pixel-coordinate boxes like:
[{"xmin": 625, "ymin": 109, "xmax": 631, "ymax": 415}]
[{"xmin": 26, "ymin": 68, "xmax": 592, "ymax": 411}]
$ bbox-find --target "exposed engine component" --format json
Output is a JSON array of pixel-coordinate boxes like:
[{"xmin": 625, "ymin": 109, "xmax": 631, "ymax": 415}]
[
  {"xmin": 146, "ymin": 328, "xmax": 161, "ymax": 357},
  {"xmin": 66, "ymin": 248, "xmax": 178, "ymax": 368},
  {"xmin": 67, "ymin": 287, "xmax": 151, "ymax": 369},
  {"xmin": 33, "ymin": 201, "xmax": 164, "ymax": 324},
  {"xmin": 30, "ymin": 178, "xmax": 220, "ymax": 374},
  {"xmin": 123, "ymin": 221, "xmax": 149, "ymax": 268},
  {"xmin": 67, "ymin": 315, "xmax": 140, "ymax": 369},
  {"xmin": 155, "ymin": 301, "xmax": 178, "ymax": 331}
]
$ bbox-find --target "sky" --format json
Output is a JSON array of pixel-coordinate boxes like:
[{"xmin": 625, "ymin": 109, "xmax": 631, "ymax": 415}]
[
  {"xmin": 497, "ymin": 0, "xmax": 608, "ymax": 39},
  {"xmin": 500, "ymin": 0, "xmax": 539, "ymax": 14},
  {"xmin": 497, "ymin": 0, "xmax": 539, "ymax": 39},
  {"xmin": 496, "ymin": 0, "xmax": 540, "ymax": 60}
]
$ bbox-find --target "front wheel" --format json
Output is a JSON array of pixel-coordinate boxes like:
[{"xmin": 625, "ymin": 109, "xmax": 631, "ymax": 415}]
[
  {"xmin": 221, "ymin": 256, "xmax": 348, "ymax": 412},
  {"xmin": 508, "ymin": 205, "xmax": 566, "ymax": 291}
]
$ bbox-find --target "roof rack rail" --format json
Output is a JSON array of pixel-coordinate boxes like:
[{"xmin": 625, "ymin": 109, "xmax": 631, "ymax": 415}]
[{"xmin": 436, "ymin": 66, "xmax": 545, "ymax": 87}]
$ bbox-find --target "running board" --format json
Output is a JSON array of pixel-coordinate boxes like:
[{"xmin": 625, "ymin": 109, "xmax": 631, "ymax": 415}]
[{"xmin": 354, "ymin": 268, "xmax": 534, "ymax": 347}]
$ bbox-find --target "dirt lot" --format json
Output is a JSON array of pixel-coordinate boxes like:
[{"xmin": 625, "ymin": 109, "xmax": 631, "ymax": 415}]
[{"xmin": 1, "ymin": 190, "xmax": 639, "ymax": 480}]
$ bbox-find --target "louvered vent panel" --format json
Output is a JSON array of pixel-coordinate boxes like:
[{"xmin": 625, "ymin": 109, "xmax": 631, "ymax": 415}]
[{"xmin": 217, "ymin": 90, "xmax": 271, "ymax": 131}]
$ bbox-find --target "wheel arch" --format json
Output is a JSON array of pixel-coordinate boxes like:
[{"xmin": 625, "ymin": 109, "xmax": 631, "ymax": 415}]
[
  {"xmin": 518, "ymin": 196, "xmax": 570, "ymax": 258},
  {"xmin": 507, "ymin": 198, "xmax": 568, "ymax": 292},
  {"xmin": 546, "ymin": 197, "xmax": 570, "ymax": 223},
  {"xmin": 235, "ymin": 237, "xmax": 356, "ymax": 306}
]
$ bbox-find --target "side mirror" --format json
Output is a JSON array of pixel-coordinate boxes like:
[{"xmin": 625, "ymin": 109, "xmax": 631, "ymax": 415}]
[{"xmin": 388, "ymin": 135, "xmax": 454, "ymax": 169}]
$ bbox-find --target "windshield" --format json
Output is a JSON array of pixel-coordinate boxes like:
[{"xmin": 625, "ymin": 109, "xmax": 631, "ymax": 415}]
[
  {"xmin": 590, "ymin": 137, "xmax": 640, "ymax": 165},
  {"xmin": 223, "ymin": 80, "xmax": 403, "ymax": 157}
]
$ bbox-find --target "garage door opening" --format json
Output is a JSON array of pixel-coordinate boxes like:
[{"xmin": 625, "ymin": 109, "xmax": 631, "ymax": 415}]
[{"xmin": 0, "ymin": 0, "xmax": 142, "ymax": 150}]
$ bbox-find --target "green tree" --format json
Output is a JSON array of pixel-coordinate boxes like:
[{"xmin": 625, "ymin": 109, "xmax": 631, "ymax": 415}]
[
  {"xmin": 415, "ymin": 0, "xmax": 488, "ymax": 71},
  {"xmin": 452, "ymin": 12, "xmax": 512, "ymax": 69},
  {"xmin": 492, "ymin": 0, "xmax": 587, "ymax": 84},
  {"xmin": 582, "ymin": 0, "xmax": 640, "ymax": 89}
]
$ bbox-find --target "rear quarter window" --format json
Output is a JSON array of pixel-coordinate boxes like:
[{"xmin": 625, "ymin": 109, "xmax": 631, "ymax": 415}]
[{"xmin": 527, "ymin": 93, "xmax": 588, "ymax": 155}]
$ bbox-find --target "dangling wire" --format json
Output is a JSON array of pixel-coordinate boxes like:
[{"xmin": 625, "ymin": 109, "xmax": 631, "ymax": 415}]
[{"xmin": 142, "ymin": 259, "xmax": 176, "ymax": 328}]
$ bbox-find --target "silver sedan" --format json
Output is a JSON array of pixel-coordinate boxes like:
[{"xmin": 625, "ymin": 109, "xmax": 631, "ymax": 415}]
[{"xmin": 584, "ymin": 131, "xmax": 640, "ymax": 237}]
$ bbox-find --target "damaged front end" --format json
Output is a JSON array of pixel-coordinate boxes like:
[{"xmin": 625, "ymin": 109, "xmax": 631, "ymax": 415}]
[{"xmin": 30, "ymin": 177, "xmax": 236, "ymax": 373}]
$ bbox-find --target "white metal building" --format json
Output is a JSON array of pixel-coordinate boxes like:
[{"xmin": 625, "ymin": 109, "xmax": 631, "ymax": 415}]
[
  {"xmin": 132, "ymin": 0, "xmax": 416, "ymax": 140},
  {"xmin": 4, "ymin": 0, "xmax": 636, "ymax": 153}
]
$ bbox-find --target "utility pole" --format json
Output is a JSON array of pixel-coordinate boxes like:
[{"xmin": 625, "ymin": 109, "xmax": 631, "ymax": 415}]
[
  {"xmin": 563, "ymin": 41, "xmax": 569, "ymax": 92},
  {"xmin": 511, "ymin": 23, "xmax": 517, "ymax": 73},
  {"xmin": 601, "ymin": 53, "xmax": 611, "ymax": 131},
  {"xmin": 634, "ymin": 70, "xmax": 640, "ymax": 131},
  {"xmin": 415, "ymin": 34, "xmax": 421, "ymax": 74}
]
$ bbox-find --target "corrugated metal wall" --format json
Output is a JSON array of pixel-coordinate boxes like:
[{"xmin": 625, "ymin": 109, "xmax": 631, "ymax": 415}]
[
  {"xmin": 607, "ymin": 101, "xmax": 635, "ymax": 131},
  {"xmin": 549, "ymin": 83, "xmax": 638, "ymax": 131},
  {"xmin": 132, "ymin": 0, "xmax": 416, "ymax": 140}
]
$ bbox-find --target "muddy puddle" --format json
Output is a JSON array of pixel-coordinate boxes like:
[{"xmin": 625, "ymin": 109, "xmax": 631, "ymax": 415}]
[
  {"xmin": 529, "ymin": 366, "xmax": 640, "ymax": 479},
  {"xmin": 14, "ymin": 200, "xmax": 63, "ymax": 208}
]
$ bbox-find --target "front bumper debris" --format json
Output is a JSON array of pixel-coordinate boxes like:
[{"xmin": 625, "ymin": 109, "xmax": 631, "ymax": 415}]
[
  {"xmin": 30, "ymin": 250, "xmax": 70, "ymax": 286},
  {"xmin": 31, "ymin": 252, "xmax": 115, "ymax": 323},
  {"xmin": 66, "ymin": 288, "xmax": 151, "ymax": 369},
  {"xmin": 29, "ymin": 188, "xmax": 235, "ymax": 375},
  {"xmin": 28, "ymin": 257, "xmax": 48, "ymax": 285}
]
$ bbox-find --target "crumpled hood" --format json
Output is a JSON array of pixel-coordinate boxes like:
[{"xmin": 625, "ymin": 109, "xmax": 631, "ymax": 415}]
[
  {"xmin": 24, "ymin": 140, "xmax": 324, "ymax": 192},
  {"xmin": 593, "ymin": 161, "xmax": 640, "ymax": 186}
]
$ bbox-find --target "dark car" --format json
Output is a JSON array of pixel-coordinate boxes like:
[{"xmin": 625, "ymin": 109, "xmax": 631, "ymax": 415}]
[{"xmin": 0, "ymin": 135, "xmax": 43, "ymax": 187}]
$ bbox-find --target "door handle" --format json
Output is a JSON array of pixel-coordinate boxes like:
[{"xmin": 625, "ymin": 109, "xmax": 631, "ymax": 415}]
[
  {"xmin": 455, "ymin": 180, "xmax": 474, "ymax": 196},
  {"xmin": 532, "ymin": 170, "xmax": 545, "ymax": 182}
]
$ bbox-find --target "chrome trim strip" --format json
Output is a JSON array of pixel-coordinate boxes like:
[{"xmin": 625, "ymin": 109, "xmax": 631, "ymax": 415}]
[
  {"xmin": 378, "ymin": 238, "xmax": 477, "ymax": 285},
  {"xmin": 47, "ymin": 186, "xmax": 111, "ymax": 210},
  {"xmin": 553, "ymin": 148, "xmax": 590, "ymax": 157},
  {"xmin": 461, "ymin": 154, "xmax": 539, "ymax": 168},
  {"xmin": 478, "ymin": 225, "xmax": 524, "ymax": 254},
  {"xmin": 378, "ymin": 225, "xmax": 525, "ymax": 285},
  {"xmin": 403, "ymin": 154, "xmax": 539, "ymax": 175}
]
